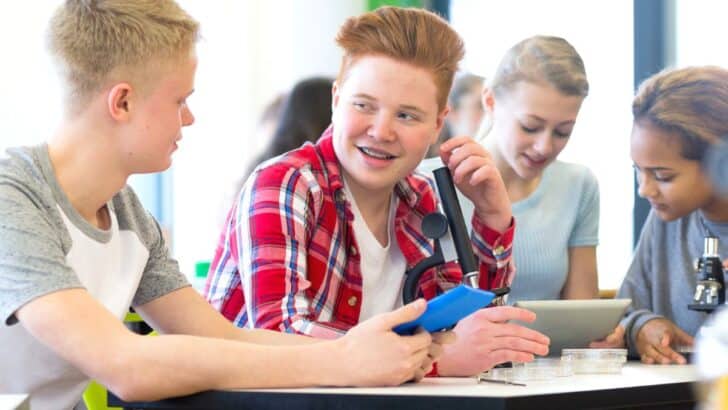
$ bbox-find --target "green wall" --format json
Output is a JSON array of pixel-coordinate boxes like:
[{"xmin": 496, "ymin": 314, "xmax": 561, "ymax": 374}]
[{"xmin": 367, "ymin": 0, "xmax": 425, "ymax": 11}]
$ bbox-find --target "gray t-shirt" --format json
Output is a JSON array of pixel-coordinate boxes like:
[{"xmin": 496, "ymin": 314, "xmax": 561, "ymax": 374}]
[
  {"xmin": 618, "ymin": 210, "xmax": 728, "ymax": 357},
  {"xmin": 0, "ymin": 145, "xmax": 188, "ymax": 410}
]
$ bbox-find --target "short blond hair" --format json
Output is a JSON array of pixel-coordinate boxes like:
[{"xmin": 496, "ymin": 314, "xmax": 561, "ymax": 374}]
[
  {"xmin": 335, "ymin": 6, "xmax": 464, "ymax": 110},
  {"xmin": 48, "ymin": 0, "xmax": 199, "ymax": 111}
]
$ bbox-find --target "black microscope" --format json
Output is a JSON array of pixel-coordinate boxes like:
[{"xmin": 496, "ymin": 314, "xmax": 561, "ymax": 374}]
[
  {"xmin": 688, "ymin": 140, "xmax": 728, "ymax": 313},
  {"xmin": 401, "ymin": 166, "xmax": 509, "ymax": 304},
  {"xmin": 689, "ymin": 237, "xmax": 726, "ymax": 312}
]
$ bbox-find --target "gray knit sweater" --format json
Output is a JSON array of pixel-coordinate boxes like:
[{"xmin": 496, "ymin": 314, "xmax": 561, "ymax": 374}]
[{"xmin": 618, "ymin": 210, "xmax": 728, "ymax": 357}]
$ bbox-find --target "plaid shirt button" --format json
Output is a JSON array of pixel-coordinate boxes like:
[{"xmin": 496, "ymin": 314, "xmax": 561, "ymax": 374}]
[{"xmin": 347, "ymin": 296, "xmax": 358, "ymax": 307}]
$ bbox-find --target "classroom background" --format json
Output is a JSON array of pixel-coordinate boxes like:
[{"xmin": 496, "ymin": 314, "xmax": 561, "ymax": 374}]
[{"xmin": 1, "ymin": 0, "xmax": 726, "ymax": 291}]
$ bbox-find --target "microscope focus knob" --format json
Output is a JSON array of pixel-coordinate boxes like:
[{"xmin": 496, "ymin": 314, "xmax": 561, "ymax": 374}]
[{"xmin": 422, "ymin": 212, "xmax": 449, "ymax": 240}]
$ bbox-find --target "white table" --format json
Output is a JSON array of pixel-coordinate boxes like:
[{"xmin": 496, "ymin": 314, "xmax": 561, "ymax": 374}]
[
  {"xmin": 0, "ymin": 395, "xmax": 29, "ymax": 410},
  {"xmin": 110, "ymin": 363, "xmax": 699, "ymax": 409}
]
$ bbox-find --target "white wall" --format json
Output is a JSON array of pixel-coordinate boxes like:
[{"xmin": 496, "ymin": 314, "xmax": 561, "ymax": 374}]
[
  {"xmin": 0, "ymin": 1, "xmax": 62, "ymax": 149},
  {"xmin": 171, "ymin": 0, "xmax": 366, "ymax": 275},
  {"xmin": 4, "ymin": 1, "xmax": 687, "ymax": 291},
  {"xmin": 675, "ymin": 0, "xmax": 728, "ymax": 67}
]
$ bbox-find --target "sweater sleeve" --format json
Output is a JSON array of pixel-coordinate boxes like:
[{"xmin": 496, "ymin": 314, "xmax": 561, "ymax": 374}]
[{"xmin": 617, "ymin": 211, "xmax": 663, "ymax": 357}]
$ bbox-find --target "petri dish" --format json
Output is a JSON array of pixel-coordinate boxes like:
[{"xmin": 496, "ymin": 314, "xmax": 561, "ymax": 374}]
[
  {"xmin": 481, "ymin": 358, "xmax": 573, "ymax": 382},
  {"xmin": 561, "ymin": 348, "xmax": 627, "ymax": 374}
]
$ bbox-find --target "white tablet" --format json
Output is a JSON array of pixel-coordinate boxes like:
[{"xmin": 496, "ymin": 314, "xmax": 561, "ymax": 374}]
[{"xmin": 513, "ymin": 299, "xmax": 631, "ymax": 356}]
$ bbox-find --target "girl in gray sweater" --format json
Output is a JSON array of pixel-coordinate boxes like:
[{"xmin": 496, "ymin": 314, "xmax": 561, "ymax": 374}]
[{"xmin": 592, "ymin": 66, "xmax": 728, "ymax": 364}]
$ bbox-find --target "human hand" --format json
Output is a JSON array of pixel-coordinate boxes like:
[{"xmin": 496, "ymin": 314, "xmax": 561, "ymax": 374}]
[
  {"xmin": 337, "ymin": 299, "xmax": 433, "ymax": 386},
  {"xmin": 635, "ymin": 318, "xmax": 693, "ymax": 365},
  {"xmin": 439, "ymin": 136, "xmax": 512, "ymax": 232},
  {"xmin": 589, "ymin": 325, "xmax": 626, "ymax": 348},
  {"xmin": 435, "ymin": 306, "xmax": 550, "ymax": 376},
  {"xmin": 414, "ymin": 329, "xmax": 456, "ymax": 381},
  {"xmin": 723, "ymin": 258, "xmax": 728, "ymax": 270}
]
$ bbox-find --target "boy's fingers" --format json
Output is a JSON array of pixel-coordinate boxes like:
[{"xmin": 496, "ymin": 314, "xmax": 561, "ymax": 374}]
[
  {"xmin": 487, "ymin": 336, "xmax": 550, "ymax": 356},
  {"xmin": 427, "ymin": 341, "xmax": 444, "ymax": 361},
  {"xmin": 485, "ymin": 349, "xmax": 536, "ymax": 367},
  {"xmin": 475, "ymin": 305, "xmax": 536, "ymax": 323},
  {"xmin": 489, "ymin": 322, "xmax": 550, "ymax": 344},
  {"xmin": 431, "ymin": 330, "xmax": 456, "ymax": 345},
  {"xmin": 420, "ymin": 355, "xmax": 434, "ymax": 373},
  {"xmin": 405, "ymin": 331, "xmax": 433, "ymax": 351},
  {"xmin": 440, "ymin": 135, "xmax": 470, "ymax": 152},
  {"xmin": 378, "ymin": 299, "xmax": 426, "ymax": 330}
]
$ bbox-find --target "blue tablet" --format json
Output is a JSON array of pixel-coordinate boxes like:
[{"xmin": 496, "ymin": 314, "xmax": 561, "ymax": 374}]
[{"xmin": 393, "ymin": 285, "xmax": 498, "ymax": 335}]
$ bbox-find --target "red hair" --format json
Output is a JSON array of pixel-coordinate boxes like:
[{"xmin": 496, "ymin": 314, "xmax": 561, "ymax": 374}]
[{"xmin": 335, "ymin": 7, "xmax": 464, "ymax": 110}]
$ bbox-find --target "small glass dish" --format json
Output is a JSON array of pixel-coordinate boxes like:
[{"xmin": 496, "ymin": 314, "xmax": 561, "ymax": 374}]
[
  {"xmin": 512, "ymin": 358, "xmax": 573, "ymax": 380},
  {"xmin": 480, "ymin": 358, "xmax": 573, "ymax": 383},
  {"xmin": 561, "ymin": 348, "xmax": 628, "ymax": 374}
]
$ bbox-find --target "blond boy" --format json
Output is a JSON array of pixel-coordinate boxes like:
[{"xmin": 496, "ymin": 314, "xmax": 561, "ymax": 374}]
[{"xmin": 0, "ymin": 2, "xmax": 445, "ymax": 409}]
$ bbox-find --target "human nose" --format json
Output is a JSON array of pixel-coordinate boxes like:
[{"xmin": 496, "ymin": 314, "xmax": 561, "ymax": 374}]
[
  {"xmin": 533, "ymin": 132, "xmax": 554, "ymax": 157},
  {"xmin": 181, "ymin": 104, "xmax": 195, "ymax": 127},
  {"xmin": 368, "ymin": 113, "xmax": 396, "ymax": 142},
  {"xmin": 636, "ymin": 171, "xmax": 658, "ymax": 199}
]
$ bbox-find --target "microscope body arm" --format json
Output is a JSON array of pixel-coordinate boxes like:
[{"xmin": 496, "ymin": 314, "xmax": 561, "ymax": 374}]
[{"xmin": 402, "ymin": 212, "xmax": 515, "ymax": 302}]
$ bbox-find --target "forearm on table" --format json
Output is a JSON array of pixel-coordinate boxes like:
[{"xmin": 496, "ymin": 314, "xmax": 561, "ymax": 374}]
[{"xmin": 110, "ymin": 333, "xmax": 345, "ymax": 401}]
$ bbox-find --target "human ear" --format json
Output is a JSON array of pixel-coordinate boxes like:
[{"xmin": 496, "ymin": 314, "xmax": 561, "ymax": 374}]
[
  {"xmin": 432, "ymin": 106, "xmax": 450, "ymax": 144},
  {"xmin": 331, "ymin": 81, "xmax": 341, "ymax": 112},
  {"xmin": 107, "ymin": 83, "xmax": 133, "ymax": 122},
  {"xmin": 481, "ymin": 87, "xmax": 495, "ymax": 114}
]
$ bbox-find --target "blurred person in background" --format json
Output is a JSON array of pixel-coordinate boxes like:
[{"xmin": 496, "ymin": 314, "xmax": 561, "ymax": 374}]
[
  {"xmin": 240, "ymin": 77, "xmax": 334, "ymax": 187},
  {"xmin": 426, "ymin": 73, "xmax": 484, "ymax": 158}
]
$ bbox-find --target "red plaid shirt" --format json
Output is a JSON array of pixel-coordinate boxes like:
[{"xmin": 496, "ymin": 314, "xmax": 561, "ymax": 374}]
[{"xmin": 205, "ymin": 127, "xmax": 514, "ymax": 339}]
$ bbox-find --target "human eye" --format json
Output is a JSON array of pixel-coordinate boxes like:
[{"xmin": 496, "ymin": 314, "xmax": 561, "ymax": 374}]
[
  {"xmin": 520, "ymin": 123, "xmax": 539, "ymax": 133},
  {"xmin": 554, "ymin": 130, "xmax": 571, "ymax": 138},
  {"xmin": 654, "ymin": 172, "xmax": 675, "ymax": 183},
  {"xmin": 352, "ymin": 101, "xmax": 371, "ymax": 112},
  {"xmin": 397, "ymin": 111, "xmax": 419, "ymax": 122}
]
